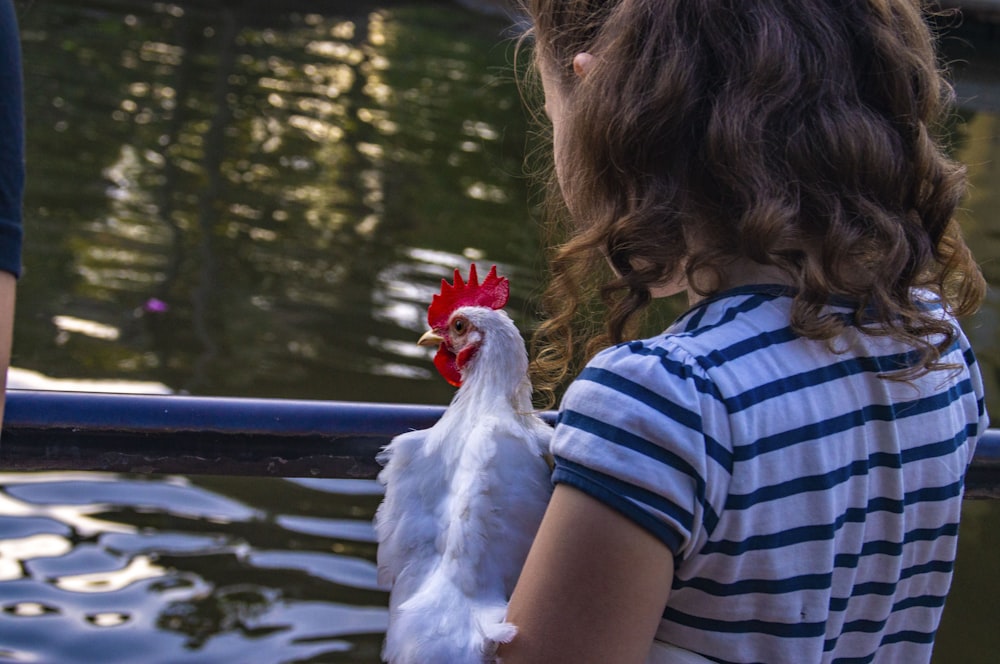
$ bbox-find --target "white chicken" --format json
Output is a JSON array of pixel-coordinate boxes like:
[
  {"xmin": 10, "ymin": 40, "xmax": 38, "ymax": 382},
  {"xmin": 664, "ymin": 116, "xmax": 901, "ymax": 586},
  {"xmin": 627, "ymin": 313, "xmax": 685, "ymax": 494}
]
[{"xmin": 374, "ymin": 264, "xmax": 553, "ymax": 664}]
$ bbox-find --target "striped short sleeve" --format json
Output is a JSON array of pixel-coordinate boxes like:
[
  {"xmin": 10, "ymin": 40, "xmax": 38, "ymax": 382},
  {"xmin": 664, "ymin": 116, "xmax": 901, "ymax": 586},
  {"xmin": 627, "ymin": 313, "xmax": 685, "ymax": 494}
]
[{"xmin": 550, "ymin": 339, "xmax": 730, "ymax": 559}]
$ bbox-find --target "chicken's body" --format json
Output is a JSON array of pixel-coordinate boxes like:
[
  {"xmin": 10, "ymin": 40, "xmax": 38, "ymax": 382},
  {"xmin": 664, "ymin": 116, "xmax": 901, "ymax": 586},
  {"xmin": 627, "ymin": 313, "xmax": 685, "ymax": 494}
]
[{"xmin": 374, "ymin": 267, "xmax": 552, "ymax": 664}]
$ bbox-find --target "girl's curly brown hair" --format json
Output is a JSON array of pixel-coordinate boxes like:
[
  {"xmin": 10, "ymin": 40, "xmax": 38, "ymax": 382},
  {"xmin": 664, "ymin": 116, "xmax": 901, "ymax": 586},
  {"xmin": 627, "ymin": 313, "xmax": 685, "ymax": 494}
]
[{"xmin": 521, "ymin": 0, "xmax": 986, "ymax": 408}]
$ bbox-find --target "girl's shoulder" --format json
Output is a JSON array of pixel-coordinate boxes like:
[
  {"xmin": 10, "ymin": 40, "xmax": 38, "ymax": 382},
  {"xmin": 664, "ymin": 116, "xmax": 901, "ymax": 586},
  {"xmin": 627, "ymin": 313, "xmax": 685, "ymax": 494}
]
[
  {"xmin": 592, "ymin": 284, "xmax": 800, "ymax": 372},
  {"xmin": 582, "ymin": 284, "xmax": 976, "ymax": 405}
]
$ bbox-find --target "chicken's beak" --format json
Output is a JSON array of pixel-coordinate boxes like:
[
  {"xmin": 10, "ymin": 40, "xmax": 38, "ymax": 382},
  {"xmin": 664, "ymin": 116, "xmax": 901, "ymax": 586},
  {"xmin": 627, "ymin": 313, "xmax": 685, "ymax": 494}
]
[{"xmin": 417, "ymin": 330, "xmax": 444, "ymax": 347}]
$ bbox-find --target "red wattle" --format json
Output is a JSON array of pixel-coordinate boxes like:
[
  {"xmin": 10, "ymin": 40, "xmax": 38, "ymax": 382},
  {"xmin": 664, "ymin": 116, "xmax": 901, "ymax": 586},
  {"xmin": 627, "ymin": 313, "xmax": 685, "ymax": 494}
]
[
  {"xmin": 433, "ymin": 346, "xmax": 462, "ymax": 387},
  {"xmin": 456, "ymin": 345, "xmax": 478, "ymax": 371}
]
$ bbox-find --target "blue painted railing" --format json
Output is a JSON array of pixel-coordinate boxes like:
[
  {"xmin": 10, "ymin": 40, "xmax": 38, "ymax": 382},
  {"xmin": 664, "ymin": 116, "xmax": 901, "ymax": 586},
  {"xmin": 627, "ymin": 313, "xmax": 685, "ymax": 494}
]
[{"xmin": 1, "ymin": 390, "xmax": 997, "ymax": 498}]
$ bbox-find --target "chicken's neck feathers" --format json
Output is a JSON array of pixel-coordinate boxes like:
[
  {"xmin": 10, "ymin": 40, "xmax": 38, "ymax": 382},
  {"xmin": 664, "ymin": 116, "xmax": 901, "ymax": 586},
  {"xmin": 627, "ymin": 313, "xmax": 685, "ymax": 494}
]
[
  {"xmin": 450, "ymin": 308, "xmax": 533, "ymax": 405},
  {"xmin": 423, "ymin": 306, "xmax": 537, "ymax": 445}
]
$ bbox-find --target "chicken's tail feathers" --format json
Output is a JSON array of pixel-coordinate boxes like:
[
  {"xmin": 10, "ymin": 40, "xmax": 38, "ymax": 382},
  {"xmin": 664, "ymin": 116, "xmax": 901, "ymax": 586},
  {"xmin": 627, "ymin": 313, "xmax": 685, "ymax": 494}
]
[
  {"xmin": 476, "ymin": 604, "xmax": 516, "ymax": 643},
  {"xmin": 478, "ymin": 606, "xmax": 517, "ymax": 664},
  {"xmin": 382, "ymin": 591, "xmax": 515, "ymax": 664}
]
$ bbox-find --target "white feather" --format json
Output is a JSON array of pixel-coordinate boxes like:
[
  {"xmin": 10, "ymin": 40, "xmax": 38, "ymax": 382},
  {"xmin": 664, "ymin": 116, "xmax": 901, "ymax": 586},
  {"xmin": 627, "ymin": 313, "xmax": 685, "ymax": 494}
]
[{"xmin": 374, "ymin": 306, "xmax": 553, "ymax": 664}]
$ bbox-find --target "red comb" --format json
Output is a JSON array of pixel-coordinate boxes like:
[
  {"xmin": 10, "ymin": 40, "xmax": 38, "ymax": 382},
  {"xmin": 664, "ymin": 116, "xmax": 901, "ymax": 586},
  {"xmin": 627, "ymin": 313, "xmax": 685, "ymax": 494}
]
[{"xmin": 427, "ymin": 264, "xmax": 509, "ymax": 330}]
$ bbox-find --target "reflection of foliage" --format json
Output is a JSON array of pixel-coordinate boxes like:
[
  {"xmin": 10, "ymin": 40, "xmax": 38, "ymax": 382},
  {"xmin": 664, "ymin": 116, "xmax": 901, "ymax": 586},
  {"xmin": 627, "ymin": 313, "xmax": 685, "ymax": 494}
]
[
  {"xmin": 152, "ymin": 547, "xmax": 387, "ymax": 655},
  {"xmin": 158, "ymin": 584, "xmax": 281, "ymax": 649},
  {"xmin": 143, "ymin": 478, "xmax": 388, "ymax": 654},
  {"xmin": 21, "ymin": 0, "xmax": 997, "ymax": 415},
  {"xmin": 15, "ymin": 0, "xmax": 536, "ymax": 405}
]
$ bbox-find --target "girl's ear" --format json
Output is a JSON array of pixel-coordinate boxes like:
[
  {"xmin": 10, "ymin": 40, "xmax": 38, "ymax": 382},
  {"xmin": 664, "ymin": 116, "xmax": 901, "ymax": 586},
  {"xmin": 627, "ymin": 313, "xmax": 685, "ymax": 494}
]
[{"xmin": 572, "ymin": 52, "xmax": 595, "ymax": 79}]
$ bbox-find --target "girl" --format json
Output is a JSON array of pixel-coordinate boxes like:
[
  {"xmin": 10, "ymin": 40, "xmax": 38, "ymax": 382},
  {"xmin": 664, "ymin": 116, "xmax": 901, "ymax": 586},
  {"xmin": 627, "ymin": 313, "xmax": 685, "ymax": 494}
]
[{"xmin": 500, "ymin": 1, "xmax": 988, "ymax": 663}]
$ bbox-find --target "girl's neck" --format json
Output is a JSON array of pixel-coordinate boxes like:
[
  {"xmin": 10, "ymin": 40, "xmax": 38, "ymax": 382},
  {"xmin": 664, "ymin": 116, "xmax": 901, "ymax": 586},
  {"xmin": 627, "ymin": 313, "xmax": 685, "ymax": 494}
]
[{"xmin": 684, "ymin": 258, "xmax": 798, "ymax": 307}]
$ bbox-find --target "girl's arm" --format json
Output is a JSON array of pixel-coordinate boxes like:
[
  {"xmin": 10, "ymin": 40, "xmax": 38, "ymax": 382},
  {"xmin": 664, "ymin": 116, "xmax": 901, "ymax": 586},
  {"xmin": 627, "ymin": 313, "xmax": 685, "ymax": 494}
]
[
  {"xmin": 499, "ymin": 484, "xmax": 675, "ymax": 664},
  {"xmin": 0, "ymin": 271, "xmax": 14, "ymax": 427}
]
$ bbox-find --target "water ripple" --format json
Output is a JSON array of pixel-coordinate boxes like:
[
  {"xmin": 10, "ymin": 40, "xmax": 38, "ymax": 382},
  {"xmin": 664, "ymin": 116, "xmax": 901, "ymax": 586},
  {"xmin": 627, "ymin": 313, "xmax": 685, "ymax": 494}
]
[{"xmin": 0, "ymin": 473, "xmax": 387, "ymax": 663}]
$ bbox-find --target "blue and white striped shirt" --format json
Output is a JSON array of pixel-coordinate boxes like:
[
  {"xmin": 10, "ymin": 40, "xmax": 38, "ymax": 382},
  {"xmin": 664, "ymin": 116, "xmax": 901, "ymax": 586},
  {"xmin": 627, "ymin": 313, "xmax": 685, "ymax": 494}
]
[{"xmin": 551, "ymin": 285, "xmax": 987, "ymax": 664}]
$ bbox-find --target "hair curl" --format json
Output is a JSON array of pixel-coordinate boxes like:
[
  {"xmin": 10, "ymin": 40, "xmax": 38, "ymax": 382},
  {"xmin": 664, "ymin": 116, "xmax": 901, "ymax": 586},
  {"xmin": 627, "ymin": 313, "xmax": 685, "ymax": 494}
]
[{"xmin": 521, "ymin": 0, "xmax": 986, "ymax": 408}]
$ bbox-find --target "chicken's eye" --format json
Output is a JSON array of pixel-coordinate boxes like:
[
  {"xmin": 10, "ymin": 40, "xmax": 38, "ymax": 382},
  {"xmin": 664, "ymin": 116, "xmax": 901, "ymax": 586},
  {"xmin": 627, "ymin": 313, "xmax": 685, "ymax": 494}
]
[{"xmin": 451, "ymin": 317, "xmax": 466, "ymax": 335}]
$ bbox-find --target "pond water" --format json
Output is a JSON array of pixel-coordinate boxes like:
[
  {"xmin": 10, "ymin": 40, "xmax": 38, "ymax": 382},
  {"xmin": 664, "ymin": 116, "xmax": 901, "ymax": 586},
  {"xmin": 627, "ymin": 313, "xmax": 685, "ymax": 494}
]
[{"xmin": 2, "ymin": 1, "xmax": 999, "ymax": 662}]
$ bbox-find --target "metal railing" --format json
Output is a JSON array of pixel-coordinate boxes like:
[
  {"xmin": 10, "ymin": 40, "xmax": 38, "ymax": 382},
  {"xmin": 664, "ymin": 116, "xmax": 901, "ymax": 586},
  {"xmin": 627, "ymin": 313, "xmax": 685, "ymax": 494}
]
[{"xmin": 1, "ymin": 390, "xmax": 997, "ymax": 499}]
